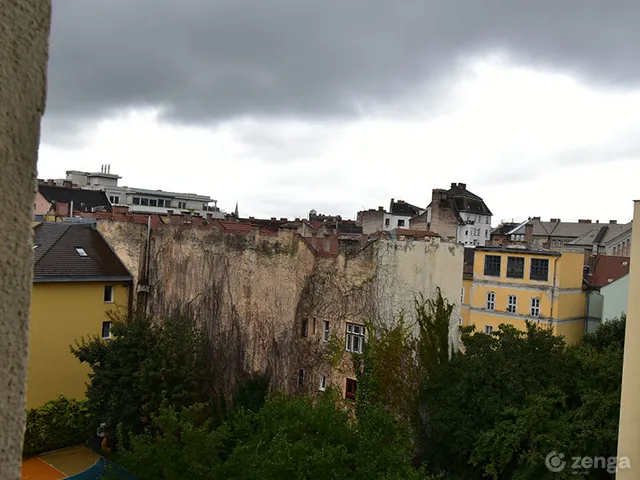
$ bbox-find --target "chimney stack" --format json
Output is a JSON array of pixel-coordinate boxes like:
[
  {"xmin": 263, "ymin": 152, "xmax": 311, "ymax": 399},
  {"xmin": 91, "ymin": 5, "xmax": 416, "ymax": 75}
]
[
  {"xmin": 458, "ymin": 182, "xmax": 467, "ymax": 189},
  {"xmin": 450, "ymin": 182, "xmax": 456, "ymax": 189},
  {"xmin": 578, "ymin": 219, "xmax": 592, "ymax": 224},
  {"xmin": 609, "ymin": 220, "xmax": 617, "ymax": 224}
]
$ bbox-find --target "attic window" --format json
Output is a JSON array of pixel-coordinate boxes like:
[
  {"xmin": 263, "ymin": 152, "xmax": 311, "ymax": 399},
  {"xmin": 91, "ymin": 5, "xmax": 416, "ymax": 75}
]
[{"xmin": 74, "ymin": 247, "xmax": 89, "ymax": 257}]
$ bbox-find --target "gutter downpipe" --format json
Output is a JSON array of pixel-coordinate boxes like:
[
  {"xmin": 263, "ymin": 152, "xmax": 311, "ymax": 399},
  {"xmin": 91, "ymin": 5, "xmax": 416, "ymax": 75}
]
[
  {"xmin": 142, "ymin": 215, "xmax": 152, "ymax": 314},
  {"xmin": 550, "ymin": 255, "xmax": 560, "ymax": 322}
]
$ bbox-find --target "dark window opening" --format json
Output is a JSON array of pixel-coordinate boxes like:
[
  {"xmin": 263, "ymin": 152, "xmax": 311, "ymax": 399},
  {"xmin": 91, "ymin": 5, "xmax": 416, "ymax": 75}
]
[
  {"xmin": 301, "ymin": 319, "xmax": 308, "ymax": 338},
  {"xmin": 132, "ymin": 197, "xmax": 140, "ymax": 205},
  {"xmin": 298, "ymin": 368, "xmax": 305, "ymax": 387},
  {"xmin": 506, "ymin": 257, "xmax": 524, "ymax": 279},
  {"xmin": 101, "ymin": 321, "xmax": 112, "ymax": 339},
  {"xmin": 484, "ymin": 255, "xmax": 501, "ymax": 276},
  {"xmin": 384, "ymin": 218, "xmax": 390, "ymax": 227},
  {"xmin": 141, "ymin": 198, "xmax": 149, "ymax": 206},
  {"xmin": 149, "ymin": 199, "xmax": 157, "ymax": 207},
  {"xmin": 530, "ymin": 258, "xmax": 549, "ymax": 281},
  {"xmin": 104, "ymin": 285, "xmax": 114, "ymax": 303},
  {"xmin": 397, "ymin": 219, "xmax": 405, "ymax": 227},
  {"xmin": 346, "ymin": 378, "xmax": 357, "ymax": 400}
]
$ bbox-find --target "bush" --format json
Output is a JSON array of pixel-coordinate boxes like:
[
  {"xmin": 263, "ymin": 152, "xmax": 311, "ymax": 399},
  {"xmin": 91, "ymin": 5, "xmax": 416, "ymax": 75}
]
[{"xmin": 23, "ymin": 395, "xmax": 92, "ymax": 457}]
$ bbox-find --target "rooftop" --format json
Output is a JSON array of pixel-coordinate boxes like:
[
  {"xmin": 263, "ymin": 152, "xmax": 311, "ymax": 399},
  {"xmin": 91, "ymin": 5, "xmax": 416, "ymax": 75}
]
[
  {"xmin": 586, "ymin": 255, "xmax": 630, "ymax": 287},
  {"xmin": 33, "ymin": 223, "xmax": 132, "ymax": 281},
  {"xmin": 475, "ymin": 245, "xmax": 562, "ymax": 256}
]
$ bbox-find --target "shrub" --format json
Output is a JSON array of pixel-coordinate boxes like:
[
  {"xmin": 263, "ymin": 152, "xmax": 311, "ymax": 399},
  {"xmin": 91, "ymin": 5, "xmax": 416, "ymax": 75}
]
[{"xmin": 23, "ymin": 396, "xmax": 92, "ymax": 457}]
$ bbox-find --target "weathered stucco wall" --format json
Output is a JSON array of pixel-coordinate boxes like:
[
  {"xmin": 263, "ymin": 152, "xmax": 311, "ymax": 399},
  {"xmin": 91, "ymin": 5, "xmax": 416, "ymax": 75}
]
[
  {"xmin": 99, "ymin": 220, "xmax": 464, "ymax": 398},
  {"xmin": 0, "ymin": 1, "xmax": 51, "ymax": 478}
]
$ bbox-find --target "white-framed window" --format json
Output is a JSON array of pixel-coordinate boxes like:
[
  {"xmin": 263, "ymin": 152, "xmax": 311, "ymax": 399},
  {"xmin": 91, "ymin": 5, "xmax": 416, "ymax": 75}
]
[
  {"xmin": 507, "ymin": 295, "xmax": 517, "ymax": 314},
  {"xmin": 486, "ymin": 292, "xmax": 496, "ymax": 311},
  {"xmin": 297, "ymin": 368, "xmax": 305, "ymax": 387},
  {"xmin": 104, "ymin": 285, "xmax": 114, "ymax": 303},
  {"xmin": 74, "ymin": 247, "xmax": 88, "ymax": 257},
  {"xmin": 384, "ymin": 218, "xmax": 390, "ymax": 227},
  {"xmin": 323, "ymin": 320, "xmax": 330, "ymax": 342},
  {"xmin": 397, "ymin": 219, "xmax": 405, "ymax": 227},
  {"xmin": 101, "ymin": 321, "xmax": 112, "ymax": 339},
  {"xmin": 346, "ymin": 323, "xmax": 365, "ymax": 353},
  {"xmin": 530, "ymin": 298, "xmax": 541, "ymax": 317},
  {"xmin": 109, "ymin": 195, "xmax": 120, "ymax": 204},
  {"xmin": 484, "ymin": 325, "xmax": 493, "ymax": 335},
  {"xmin": 319, "ymin": 375, "xmax": 326, "ymax": 391}
]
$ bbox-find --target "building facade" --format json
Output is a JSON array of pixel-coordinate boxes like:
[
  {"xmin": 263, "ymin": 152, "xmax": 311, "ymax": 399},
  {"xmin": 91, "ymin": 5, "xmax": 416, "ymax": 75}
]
[
  {"xmin": 43, "ymin": 166, "xmax": 223, "ymax": 218},
  {"xmin": 419, "ymin": 183, "xmax": 492, "ymax": 246},
  {"xmin": 356, "ymin": 199, "xmax": 424, "ymax": 235},
  {"xmin": 28, "ymin": 222, "xmax": 132, "ymax": 408},
  {"xmin": 467, "ymin": 246, "xmax": 586, "ymax": 344}
]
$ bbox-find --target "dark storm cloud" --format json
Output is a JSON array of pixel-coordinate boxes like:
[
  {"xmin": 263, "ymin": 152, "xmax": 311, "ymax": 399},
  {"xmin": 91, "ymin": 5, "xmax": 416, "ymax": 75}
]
[{"xmin": 47, "ymin": 0, "xmax": 640, "ymax": 127}]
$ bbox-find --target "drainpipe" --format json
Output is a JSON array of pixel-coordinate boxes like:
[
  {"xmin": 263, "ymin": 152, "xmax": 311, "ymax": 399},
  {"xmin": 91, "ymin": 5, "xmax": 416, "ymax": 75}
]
[
  {"xmin": 549, "ymin": 256, "xmax": 560, "ymax": 320},
  {"xmin": 70, "ymin": 200, "xmax": 74, "ymax": 218},
  {"xmin": 141, "ymin": 215, "xmax": 152, "ymax": 314}
]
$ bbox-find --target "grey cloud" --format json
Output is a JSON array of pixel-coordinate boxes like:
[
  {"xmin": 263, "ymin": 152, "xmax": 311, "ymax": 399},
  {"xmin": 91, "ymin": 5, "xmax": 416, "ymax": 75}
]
[{"xmin": 46, "ymin": 0, "xmax": 640, "ymax": 134}]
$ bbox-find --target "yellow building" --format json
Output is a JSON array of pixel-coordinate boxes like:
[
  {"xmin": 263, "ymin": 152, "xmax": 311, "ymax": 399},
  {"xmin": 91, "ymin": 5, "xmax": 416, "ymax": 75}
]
[
  {"xmin": 28, "ymin": 222, "xmax": 132, "ymax": 408},
  {"xmin": 467, "ymin": 246, "xmax": 586, "ymax": 344},
  {"xmin": 617, "ymin": 200, "xmax": 639, "ymax": 478}
]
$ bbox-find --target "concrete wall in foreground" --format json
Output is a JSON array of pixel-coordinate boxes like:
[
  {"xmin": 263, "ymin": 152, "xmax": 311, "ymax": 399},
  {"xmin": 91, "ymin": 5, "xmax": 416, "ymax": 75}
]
[{"xmin": 0, "ymin": 1, "xmax": 51, "ymax": 478}]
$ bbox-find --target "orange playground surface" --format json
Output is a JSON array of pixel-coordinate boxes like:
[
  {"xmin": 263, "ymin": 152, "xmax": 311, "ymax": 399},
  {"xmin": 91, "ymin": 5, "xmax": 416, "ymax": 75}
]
[{"xmin": 21, "ymin": 446, "xmax": 100, "ymax": 480}]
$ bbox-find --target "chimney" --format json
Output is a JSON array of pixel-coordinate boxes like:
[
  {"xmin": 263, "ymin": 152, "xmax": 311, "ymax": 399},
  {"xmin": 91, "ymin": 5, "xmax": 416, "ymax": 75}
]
[
  {"xmin": 450, "ymin": 182, "xmax": 456, "ymax": 189},
  {"xmin": 47, "ymin": 179, "xmax": 55, "ymax": 186},
  {"xmin": 578, "ymin": 219, "xmax": 592, "ymax": 224},
  {"xmin": 113, "ymin": 205, "xmax": 128, "ymax": 215},
  {"xmin": 532, "ymin": 216, "xmax": 541, "ymax": 221},
  {"xmin": 458, "ymin": 183, "xmax": 467, "ymax": 189},
  {"xmin": 609, "ymin": 220, "xmax": 617, "ymax": 224},
  {"xmin": 280, "ymin": 217, "xmax": 287, "ymax": 221},
  {"xmin": 596, "ymin": 220, "xmax": 599, "ymax": 223},
  {"xmin": 191, "ymin": 216, "xmax": 203, "ymax": 226},
  {"xmin": 206, "ymin": 213, "xmax": 213, "ymax": 221},
  {"xmin": 525, "ymin": 222, "xmax": 533, "ymax": 245},
  {"xmin": 310, "ymin": 233, "xmax": 317, "ymax": 250},
  {"xmin": 378, "ymin": 206, "xmax": 384, "ymax": 212},
  {"xmin": 550, "ymin": 218, "xmax": 561, "ymax": 223},
  {"xmin": 55, "ymin": 201, "xmax": 70, "ymax": 217},
  {"xmin": 63, "ymin": 180, "xmax": 72, "ymax": 188},
  {"xmin": 170, "ymin": 214, "xmax": 182, "ymax": 226},
  {"xmin": 184, "ymin": 211, "xmax": 192, "ymax": 222},
  {"xmin": 271, "ymin": 217, "xmax": 276, "ymax": 221},
  {"xmin": 323, "ymin": 234, "xmax": 331, "ymax": 252},
  {"xmin": 432, "ymin": 188, "xmax": 447, "ymax": 205}
]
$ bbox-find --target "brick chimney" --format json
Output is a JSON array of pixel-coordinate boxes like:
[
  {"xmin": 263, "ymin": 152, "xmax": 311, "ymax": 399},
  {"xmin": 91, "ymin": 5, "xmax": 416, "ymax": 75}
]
[
  {"xmin": 458, "ymin": 183, "xmax": 467, "ymax": 189},
  {"xmin": 609, "ymin": 220, "xmax": 617, "ymax": 224},
  {"xmin": 578, "ymin": 219, "xmax": 592, "ymax": 224},
  {"xmin": 62, "ymin": 180, "xmax": 72, "ymax": 188},
  {"xmin": 550, "ymin": 218, "xmax": 561, "ymax": 223},
  {"xmin": 55, "ymin": 201, "xmax": 69, "ymax": 217},
  {"xmin": 450, "ymin": 182, "xmax": 456, "ymax": 189},
  {"xmin": 323, "ymin": 234, "xmax": 331, "ymax": 252},
  {"xmin": 113, "ymin": 205, "xmax": 128, "ymax": 215},
  {"xmin": 432, "ymin": 188, "xmax": 448, "ymax": 205},
  {"xmin": 378, "ymin": 206, "xmax": 384, "ymax": 212}
]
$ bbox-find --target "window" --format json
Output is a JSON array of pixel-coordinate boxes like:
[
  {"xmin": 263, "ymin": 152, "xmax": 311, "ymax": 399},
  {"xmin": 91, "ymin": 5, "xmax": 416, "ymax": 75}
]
[
  {"xmin": 178, "ymin": 201, "xmax": 187, "ymax": 209},
  {"xmin": 323, "ymin": 320, "xmax": 330, "ymax": 342},
  {"xmin": 384, "ymin": 218, "xmax": 390, "ymax": 227},
  {"xmin": 465, "ymin": 230, "xmax": 468, "ymax": 236},
  {"xmin": 108, "ymin": 195, "xmax": 120, "ymax": 204},
  {"xmin": 530, "ymin": 298, "xmax": 540, "ymax": 317},
  {"xmin": 312, "ymin": 317, "xmax": 317, "ymax": 335},
  {"xmin": 458, "ymin": 317, "xmax": 463, "ymax": 326},
  {"xmin": 530, "ymin": 258, "xmax": 549, "ymax": 281},
  {"xmin": 74, "ymin": 247, "xmax": 88, "ymax": 257},
  {"xmin": 484, "ymin": 325, "xmax": 493, "ymax": 335},
  {"xmin": 346, "ymin": 323, "xmax": 365, "ymax": 353},
  {"xmin": 397, "ymin": 219, "xmax": 405, "ymax": 227},
  {"xmin": 101, "ymin": 321, "xmax": 112, "ymax": 339},
  {"xmin": 507, "ymin": 295, "xmax": 517, "ymax": 314},
  {"xmin": 486, "ymin": 216, "xmax": 490, "ymax": 224},
  {"xmin": 506, "ymin": 257, "xmax": 524, "ymax": 279},
  {"xmin": 104, "ymin": 285, "xmax": 114, "ymax": 303},
  {"xmin": 297, "ymin": 368, "xmax": 305, "ymax": 387},
  {"xmin": 301, "ymin": 318, "xmax": 308, "ymax": 338},
  {"xmin": 484, "ymin": 255, "xmax": 501, "ymax": 276},
  {"xmin": 132, "ymin": 197, "xmax": 140, "ymax": 205},
  {"xmin": 149, "ymin": 199, "xmax": 157, "ymax": 207},
  {"xmin": 485, "ymin": 230, "xmax": 489, "ymax": 239},
  {"xmin": 346, "ymin": 378, "xmax": 357, "ymax": 400},
  {"xmin": 486, "ymin": 292, "xmax": 495, "ymax": 311},
  {"xmin": 141, "ymin": 198, "xmax": 149, "ymax": 206},
  {"xmin": 461, "ymin": 287, "xmax": 465, "ymax": 304},
  {"xmin": 319, "ymin": 375, "xmax": 326, "ymax": 391},
  {"xmin": 157, "ymin": 199, "xmax": 165, "ymax": 207}
]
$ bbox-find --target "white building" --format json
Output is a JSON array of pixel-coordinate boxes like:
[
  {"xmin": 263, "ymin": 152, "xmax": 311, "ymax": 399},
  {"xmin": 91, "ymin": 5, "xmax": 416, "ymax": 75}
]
[{"xmin": 54, "ymin": 166, "xmax": 224, "ymax": 218}]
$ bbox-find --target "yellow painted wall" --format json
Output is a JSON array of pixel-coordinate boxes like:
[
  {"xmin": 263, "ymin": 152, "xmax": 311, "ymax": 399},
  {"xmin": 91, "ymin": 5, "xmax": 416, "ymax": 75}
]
[
  {"xmin": 28, "ymin": 281, "xmax": 129, "ymax": 408},
  {"xmin": 468, "ymin": 249, "xmax": 586, "ymax": 344},
  {"xmin": 555, "ymin": 320, "xmax": 585, "ymax": 345},
  {"xmin": 557, "ymin": 252, "xmax": 585, "ymax": 289}
]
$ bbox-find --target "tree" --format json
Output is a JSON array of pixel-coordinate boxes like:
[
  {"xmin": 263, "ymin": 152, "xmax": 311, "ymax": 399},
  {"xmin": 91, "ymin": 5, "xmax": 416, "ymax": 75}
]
[
  {"xmin": 118, "ymin": 393, "xmax": 438, "ymax": 480},
  {"xmin": 71, "ymin": 311, "xmax": 214, "ymax": 442}
]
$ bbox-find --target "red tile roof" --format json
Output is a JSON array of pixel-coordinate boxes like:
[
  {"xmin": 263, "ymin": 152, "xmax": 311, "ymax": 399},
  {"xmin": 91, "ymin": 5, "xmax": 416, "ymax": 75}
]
[{"xmin": 587, "ymin": 255, "xmax": 630, "ymax": 287}]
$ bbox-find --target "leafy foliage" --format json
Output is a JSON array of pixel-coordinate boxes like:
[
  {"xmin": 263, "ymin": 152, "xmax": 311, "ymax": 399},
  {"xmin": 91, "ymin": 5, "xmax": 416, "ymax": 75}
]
[
  {"xmin": 71, "ymin": 311, "xmax": 214, "ymax": 441},
  {"xmin": 420, "ymin": 321, "xmax": 624, "ymax": 479},
  {"xmin": 23, "ymin": 396, "xmax": 92, "ymax": 457},
  {"xmin": 118, "ymin": 393, "xmax": 437, "ymax": 480}
]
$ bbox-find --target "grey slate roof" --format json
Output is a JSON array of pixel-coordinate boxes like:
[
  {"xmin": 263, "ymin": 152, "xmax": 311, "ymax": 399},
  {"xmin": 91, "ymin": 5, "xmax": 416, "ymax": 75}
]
[{"xmin": 33, "ymin": 223, "xmax": 131, "ymax": 281}]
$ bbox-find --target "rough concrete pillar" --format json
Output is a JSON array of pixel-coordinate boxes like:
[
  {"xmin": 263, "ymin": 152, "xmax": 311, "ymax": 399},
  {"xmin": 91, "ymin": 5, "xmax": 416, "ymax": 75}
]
[
  {"xmin": 0, "ymin": 1, "xmax": 51, "ymax": 478},
  {"xmin": 617, "ymin": 200, "xmax": 640, "ymax": 478}
]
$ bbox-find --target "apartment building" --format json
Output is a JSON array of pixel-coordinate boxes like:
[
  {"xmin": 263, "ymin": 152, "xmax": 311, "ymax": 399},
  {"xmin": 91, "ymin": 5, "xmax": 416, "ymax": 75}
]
[
  {"xmin": 28, "ymin": 222, "xmax": 132, "ymax": 408},
  {"xmin": 43, "ymin": 165, "xmax": 224, "ymax": 218},
  {"xmin": 467, "ymin": 246, "xmax": 586, "ymax": 344},
  {"xmin": 356, "ymin": 199, "xmax": 424, "ymax": 234}
]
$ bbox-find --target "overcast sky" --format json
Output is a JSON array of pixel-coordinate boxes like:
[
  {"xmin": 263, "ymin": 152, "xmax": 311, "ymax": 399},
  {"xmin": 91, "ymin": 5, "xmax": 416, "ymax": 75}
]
[{"xmin": 38, "ymin": 1, "xmax": 640, "ymax": 223}]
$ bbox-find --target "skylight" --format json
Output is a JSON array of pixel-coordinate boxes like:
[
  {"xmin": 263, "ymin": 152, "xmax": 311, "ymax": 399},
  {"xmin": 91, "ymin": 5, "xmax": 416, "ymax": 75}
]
[
  {"xmin": 33, "ymin": 245, "xmax": 39, "ymax": 249},
  {"xmin": 74, "ymin": 247, "xmax": 88, "ymax": 257}
]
